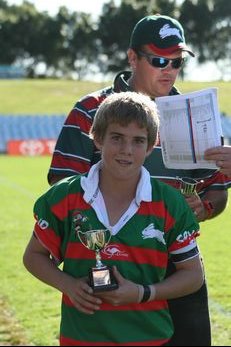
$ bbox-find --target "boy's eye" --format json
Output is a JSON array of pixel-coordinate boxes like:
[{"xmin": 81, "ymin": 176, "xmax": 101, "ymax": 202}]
[
  {"xmin": 111, "ymin": 135, "xmax": 121, "ymax": 141},
  {"xmin": 134, "ymin": 138, "xmax": 145, "ymax": 144}
]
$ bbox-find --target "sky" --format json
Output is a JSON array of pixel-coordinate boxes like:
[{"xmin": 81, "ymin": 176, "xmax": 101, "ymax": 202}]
[
  {"xmin": 6, "ymin": 0, "xmax": 118, "ymax": 17},
  {"xmin": 5, "ymin": 0, "xmax": 224, "ymax": 82}
]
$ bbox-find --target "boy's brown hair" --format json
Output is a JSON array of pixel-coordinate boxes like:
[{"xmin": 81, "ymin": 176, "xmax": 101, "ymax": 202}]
[{"xmin": 90, "ymin": 91, "xmax": 159, "ymax": 149}]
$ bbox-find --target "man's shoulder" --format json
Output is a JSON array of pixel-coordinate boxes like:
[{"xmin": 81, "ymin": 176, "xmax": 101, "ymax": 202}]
[
  {"xmin": 74, "ymin": 86, "xmax": 113, "ymax": 113},
  {"xmin": 150, "ymin": 177, "xmax": 180, "ymax": 197}
]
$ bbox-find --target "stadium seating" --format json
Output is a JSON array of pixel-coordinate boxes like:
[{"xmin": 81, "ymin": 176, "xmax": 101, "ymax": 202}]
[
  {"xmin": 0, "ymin": 113, "xmax": 231, "ymax": 154},
  {"xmin": 0, "ymin": 114, "xmax": 65, "ymax": 153}
]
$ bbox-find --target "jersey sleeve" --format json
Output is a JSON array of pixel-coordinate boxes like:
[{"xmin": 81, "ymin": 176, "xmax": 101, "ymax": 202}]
[
  {"xmin": 33, "ymin": 191, "xmax": 65, "ymax": 264},
  {"xmin": 165, "ymin": 195, "xmax": 200, "ymax": 264},
  {"xmin": 196, "ymin": 170, "xmax": 231, "ymax": 195}
]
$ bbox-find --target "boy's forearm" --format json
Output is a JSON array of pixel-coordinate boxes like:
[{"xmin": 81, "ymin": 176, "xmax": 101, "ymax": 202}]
[
  {"xmin": 23, "ymin": 250, "xmax": 70, "ymax": 293},
  {"xmin": 152, "ymin": 257, "xmax": 204, "ymax": 300}
]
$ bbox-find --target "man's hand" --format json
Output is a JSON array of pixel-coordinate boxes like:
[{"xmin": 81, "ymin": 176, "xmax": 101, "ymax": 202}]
[
  {"xmin": 204, "ymin": 146, "xmax": 231, "ymax": 177},
  {"xmin": 184, "ymin": 194, "xmax": 207, "ymax": 222}
]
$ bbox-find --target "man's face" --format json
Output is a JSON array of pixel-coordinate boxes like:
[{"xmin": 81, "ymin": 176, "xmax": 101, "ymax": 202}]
[{"xmin": 128, "ymin": 46, "xmax": 184, "ymax": 98}]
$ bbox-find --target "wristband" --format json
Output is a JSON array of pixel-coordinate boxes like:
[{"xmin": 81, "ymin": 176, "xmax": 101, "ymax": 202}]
[
  {"xmin": 140, "ymin": 285, "xmax": 151, "ymax": 303},
  {"xmin": 137, "ymin": 285, "xmax": 144, "ymax": 303},
  {"xmin": 202, "ymin": 200, "xmax": 214, "ymax": 219},
  {"xmin": 149, "ymin": 285, "xmax": 156, "ymax": 301}
]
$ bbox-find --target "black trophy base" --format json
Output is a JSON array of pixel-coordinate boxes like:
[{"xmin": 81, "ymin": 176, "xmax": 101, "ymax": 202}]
[{"xmin": 89, "ymin": 266, "xmax": 118, "ymax": 292}]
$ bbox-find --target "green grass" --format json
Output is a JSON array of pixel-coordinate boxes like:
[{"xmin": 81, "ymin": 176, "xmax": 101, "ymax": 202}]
[
  {"xmin": 198, "ymin": 205, "xmax": 231, "ymax": 346},
  {"xmin": 0, "ymin": 156, "xmax": 230, "ymax": 346},
  {"xmin": 0, "ymin": 79, "xmax": 230, "ymax": 115},
  {"xmin": 0, "ymin": 156, "xmax": 60, "ymax": 345}
]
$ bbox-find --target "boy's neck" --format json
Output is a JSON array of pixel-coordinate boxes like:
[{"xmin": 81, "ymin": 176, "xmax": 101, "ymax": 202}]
[{"xmin": 99, "ymin": 170, "xmax": 140, "ymax": 226}]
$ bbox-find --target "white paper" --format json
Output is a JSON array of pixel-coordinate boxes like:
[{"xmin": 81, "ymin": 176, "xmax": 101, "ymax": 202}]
[{"xmin": 156, "ymin": 88, "xmax": 223, "ymax": 169}]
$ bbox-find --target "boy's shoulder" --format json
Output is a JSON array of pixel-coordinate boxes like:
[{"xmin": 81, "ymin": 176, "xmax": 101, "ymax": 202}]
[{"xmin": 38, "ymin": 174, "xmax": 84, "ymax": 205}]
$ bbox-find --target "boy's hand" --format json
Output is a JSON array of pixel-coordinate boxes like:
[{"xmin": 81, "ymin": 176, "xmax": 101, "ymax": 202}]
[
  {"xmin": 95, "ymin": 266, "xmax": 139, "ymax": 306},
  {"xmin": 65, "ymin": 276, "xmax": 102, "ymax": 314}
]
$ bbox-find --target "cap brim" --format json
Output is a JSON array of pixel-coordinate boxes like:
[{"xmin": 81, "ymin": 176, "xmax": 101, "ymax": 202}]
[{"xmin": 148, "ymin": 43, "xmax": 195, "ymax": 57}]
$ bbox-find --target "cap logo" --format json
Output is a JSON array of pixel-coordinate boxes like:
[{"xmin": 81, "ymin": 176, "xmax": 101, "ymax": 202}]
[{"xmin": 159, "ymin": 24, "xmax": 182, "ymax": 40}]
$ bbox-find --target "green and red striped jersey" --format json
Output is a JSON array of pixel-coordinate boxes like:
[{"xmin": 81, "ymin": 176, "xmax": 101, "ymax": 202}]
[{"xmin": 34, "ymin": 169, "xmax": 200, "ymax": 346}]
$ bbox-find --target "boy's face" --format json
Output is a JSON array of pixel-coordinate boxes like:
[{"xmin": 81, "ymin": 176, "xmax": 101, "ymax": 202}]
[{"xmin": 94, "ymin": 121, "xmax": 152, "ymax": 181}]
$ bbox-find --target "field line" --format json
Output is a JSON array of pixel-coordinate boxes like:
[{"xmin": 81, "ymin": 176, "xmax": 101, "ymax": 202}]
[
  {"xmin": 0, "ymin": 175, "xmax": 36, "ymax": 200},
  {"xmin": 209, "ymin": 298, "xmax": 231, "ymax": 317}
]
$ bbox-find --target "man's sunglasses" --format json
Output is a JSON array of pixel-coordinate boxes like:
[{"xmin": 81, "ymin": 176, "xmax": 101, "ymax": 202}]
[{"xmin": 137, "ymin": 51, "xmax": 185, "ymax": 70}]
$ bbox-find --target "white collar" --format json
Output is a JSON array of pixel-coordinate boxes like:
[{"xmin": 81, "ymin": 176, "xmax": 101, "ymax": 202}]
[{"xmin": 80, "ymin": 161, "xmax": 152, "ymax": 205}]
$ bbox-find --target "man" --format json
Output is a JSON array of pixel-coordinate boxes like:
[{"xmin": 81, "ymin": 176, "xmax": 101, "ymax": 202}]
[{"xmin": 48, "ymin": 15, "xmax": 231, "ymax": 346}]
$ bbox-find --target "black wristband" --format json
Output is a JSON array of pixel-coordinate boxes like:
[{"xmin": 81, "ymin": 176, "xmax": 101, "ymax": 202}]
[{"xmin": 140, "ymin": 285, "xmax": 151, "ymax": 303}]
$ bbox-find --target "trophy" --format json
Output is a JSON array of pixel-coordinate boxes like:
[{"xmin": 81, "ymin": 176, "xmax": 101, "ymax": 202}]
[
  {"xmin": 78, "ymin": 229, "xmax": 118, "ymax": 292},
  {"xmin": 178, "ymin": 177, "xmax": 204, "ymax": 196}
]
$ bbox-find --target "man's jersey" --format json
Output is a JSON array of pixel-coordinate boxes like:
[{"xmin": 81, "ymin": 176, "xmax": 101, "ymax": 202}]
[
  {"xmin": 48, "ymin": 71, "xmax": 231, "ymax": 194},
  {"xmin": 34, "ymin": 173, "xmax": 200, "ymax": 346}
]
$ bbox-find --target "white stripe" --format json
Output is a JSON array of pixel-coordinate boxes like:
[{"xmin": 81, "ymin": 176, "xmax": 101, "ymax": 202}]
[
  {"xmin": 63, "ymin": 125, "xmax": 90, "ymax": 138},
  {"xmin": 73, "ymin": 106, "xmax": 92, "ymax": 120},
  {"xmin": 54, "ymin": 150, "xmax": 91, "ymax": 162},
  {"xmin": 170, "ymin": 242, "xmax": 197, "ymax": 255}
]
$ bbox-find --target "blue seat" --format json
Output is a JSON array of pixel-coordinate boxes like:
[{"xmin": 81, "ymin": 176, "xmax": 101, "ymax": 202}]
[{"xmin": 0, "ymin": 114, "xmax": 66, "ymax": 153}]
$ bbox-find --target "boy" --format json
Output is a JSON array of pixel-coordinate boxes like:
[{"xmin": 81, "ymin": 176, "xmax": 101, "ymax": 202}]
[{"xmin": 23, "ymin": 92, "xmax": 203, "ymax": 346}]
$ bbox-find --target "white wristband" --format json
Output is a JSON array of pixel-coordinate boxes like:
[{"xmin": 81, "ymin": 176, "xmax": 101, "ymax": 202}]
[
  {"xmin": 149, "ymin": 285, "xmax": 156, "ymax": 301},
  {"xmin": 137, "ymin": 284, "xmax": 144, "ymax": 303}
]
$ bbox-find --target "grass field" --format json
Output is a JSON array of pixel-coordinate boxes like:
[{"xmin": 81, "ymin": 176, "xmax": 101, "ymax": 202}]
[
  {"xmin": 0, "ymin": 79, "xmax": 230, "ymax": 345},
  {"xmin": 0, "ymin": 79, "xmax": 231, "ymax": 115}
]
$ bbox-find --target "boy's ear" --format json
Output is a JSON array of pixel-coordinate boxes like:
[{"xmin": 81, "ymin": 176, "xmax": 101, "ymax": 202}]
[
  {"xmin": 93, "ymin": 137, "xmax": 103, "ymax": 151},
  {"xmin": 146, "ymin": 143, "xmax": 155, "ymax": 157}
]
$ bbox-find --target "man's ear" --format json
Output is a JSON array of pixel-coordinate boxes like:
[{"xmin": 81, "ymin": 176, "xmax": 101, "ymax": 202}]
[{"xmin": 127, "ymin": 48, "xmax": 138, "ymax": 69}]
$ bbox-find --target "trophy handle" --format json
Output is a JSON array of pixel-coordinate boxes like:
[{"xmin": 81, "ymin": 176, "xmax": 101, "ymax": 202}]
[
  {"xmin": 77, "ymin": 230, "xmax": 90, "ymax": 249},
  {"xmin": 178, "ymin": 177, "xmax": 203, "ymax": 196},
  {"xmin": 77, "ymin": 229, "xmax": 111, "ymax": 251}
]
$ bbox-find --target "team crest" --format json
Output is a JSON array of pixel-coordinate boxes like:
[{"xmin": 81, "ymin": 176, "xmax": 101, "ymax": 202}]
[
  {"xmin": 142, "ymin": 223, "xmax": 166, "ymax": 245},
  {"xmin": 72, "ymin": 210, "xmax": 92, "ymax": 238}
]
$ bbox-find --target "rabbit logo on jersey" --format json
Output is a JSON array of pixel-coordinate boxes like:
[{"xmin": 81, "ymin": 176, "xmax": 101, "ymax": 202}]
[{"xmin": 142, "ymin": 223, "xmax": 166, "ymax": 245}]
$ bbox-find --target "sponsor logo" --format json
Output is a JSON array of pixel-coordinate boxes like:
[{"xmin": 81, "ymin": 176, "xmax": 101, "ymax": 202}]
[
  {"xmin": 37, "ymin": 218, "xmax": 49, "ymax": 230},
  {"xmin": 159, "ymin": 24, "xmax": 182, "ymax": 40},
  {"xmin": 102, "ymin": 244, "xmax": 128, "ymax": 258},
  {"xmin": 176, "ymin": 230, "xmax": 197, "ymax": 243},
  {"xmin": 142, "ymin": 223, "xmax": 166, "ymax": 245}
]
